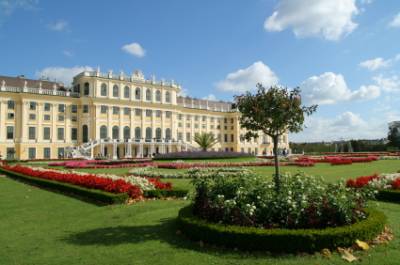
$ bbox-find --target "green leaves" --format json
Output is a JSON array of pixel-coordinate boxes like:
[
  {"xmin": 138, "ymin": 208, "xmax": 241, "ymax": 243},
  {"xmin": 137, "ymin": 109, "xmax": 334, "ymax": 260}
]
[{"xmin": 194, "ymin": 132, "xmax": 219, "ymax": 151}]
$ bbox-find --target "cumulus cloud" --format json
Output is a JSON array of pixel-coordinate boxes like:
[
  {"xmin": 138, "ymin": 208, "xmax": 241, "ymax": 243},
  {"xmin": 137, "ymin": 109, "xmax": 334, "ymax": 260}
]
[
  {"xmin": 359, "ymin": 54, "xmax": 400, "ymax": 71},
  {"xmin": 36, "ymin": 66, "xmax": 93, "ymax": 85},
  {"xmin": 300, "ymin": 72, "xmax": 380, "ymax": 105},
  {"xmin": 373, "ymin": 75, "xmax": 400, "ymax": 92},
  {"xmin": 48, "ymin": 20, "xmax": 69, "ymax": 31},
  {"xmin": 264, "ymin": 0, "xmax": 359, "ymax": 41},
  {"xmin": 203, "ymin": 94, "xmax": 217, "ymax": 101},
  {"xmin": 122, "ymin": 42, "xmax": 146, "ymax": 58},
  {"xmin": 215, "ymin": 61, "xmax": 279, "ymax": 93},
  {"xmin": 290, "ymin": 111, "xmax": 387, "ymax": 142},
  {"xmin": 389, "ymin": 12, "xmax": 400, "ymax": 28}
]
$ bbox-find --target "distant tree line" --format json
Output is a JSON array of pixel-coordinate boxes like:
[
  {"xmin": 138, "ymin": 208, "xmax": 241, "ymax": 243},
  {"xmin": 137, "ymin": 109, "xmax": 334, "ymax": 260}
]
[{"xmin": 290, "ymin": 139, "xmax": 389, "ymax": 154}]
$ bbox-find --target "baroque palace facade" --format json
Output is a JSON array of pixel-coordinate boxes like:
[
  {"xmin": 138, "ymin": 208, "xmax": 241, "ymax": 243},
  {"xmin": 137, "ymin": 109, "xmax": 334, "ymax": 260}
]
[{"xmin": 0, "ymin": 69, "xmax": 289, "ymax": 160}]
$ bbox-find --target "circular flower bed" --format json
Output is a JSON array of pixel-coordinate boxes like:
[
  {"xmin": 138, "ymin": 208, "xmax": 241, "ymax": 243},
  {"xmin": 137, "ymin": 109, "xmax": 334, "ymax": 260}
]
[
  {"xmin": 178, "ymin": 172, "xmax": 386, "ymax": 252},
  {"xmin": 178, "ymin": 206, "xmax": 386, "ymax": 252}
]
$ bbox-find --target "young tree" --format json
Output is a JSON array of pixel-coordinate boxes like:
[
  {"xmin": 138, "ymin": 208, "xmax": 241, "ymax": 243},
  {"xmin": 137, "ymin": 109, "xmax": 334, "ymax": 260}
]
[
  {"xmin": 234, "ymin": 84, "xmax": 317, "ymax": 191},
  {"xmin": 194, "ymin": 132, "xmax": 219, "ymax": 151}
]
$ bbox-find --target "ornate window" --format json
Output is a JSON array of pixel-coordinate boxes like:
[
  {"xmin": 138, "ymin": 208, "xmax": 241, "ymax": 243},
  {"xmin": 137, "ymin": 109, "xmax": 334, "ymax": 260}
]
[
  {"xmin": 112, "ymin": 126, "xmax": 119, "ymax": 139},
  {"xmin": 84, "ymin": 82, "xmax": 90, "ymax": 96},
  {"xmin": 145, "ymin": 127, "xmax": 152, "ymax": 140},
  {"xmin": 135, "ymin": 87, "xmax": 141, "ymax": 100},
  {"xmin": 123, "ymin": 126, "xmax": 130, "ymax": 139},
  {"xmin": 155, "ymin": 90, "xmax": 161, "ymax": 102},
  {"xmin": 155, "ymin": 128, "xmax": 162, "ymax": 139},
  {"xmin": 146, "ymin": 89, "xmax": 152, "ymax": 101},
  {"xmin": 100, "ymin": 125, "xmax": 108, "ymax": 139},
  {"xmin": 165, "ymin": 128, "xmax": 171, "ymax": 140},
  {"xmin": 124, "ymin": 86, "xmax": 130, "ymax": 98},
  {"xmin": 101, "ymin": 83, "xmax": 107, "ymax": 96},
  {"xmin": 165, "ymin": 91, "xmax": 171, "ymax": 103},
  {"xmin": 135, "ymin": 127, "xmax": 141, "ymax": 139},
  {"xmin": 113, "ymin": 85, "xmax": 119, "ymax": 97}
]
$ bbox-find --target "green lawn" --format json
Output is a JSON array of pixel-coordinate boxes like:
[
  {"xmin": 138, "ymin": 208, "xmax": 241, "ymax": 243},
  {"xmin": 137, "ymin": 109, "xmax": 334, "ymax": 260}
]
[{"xmin": 1, "ymin": 175, "xmax": 400, "ymax": 265}]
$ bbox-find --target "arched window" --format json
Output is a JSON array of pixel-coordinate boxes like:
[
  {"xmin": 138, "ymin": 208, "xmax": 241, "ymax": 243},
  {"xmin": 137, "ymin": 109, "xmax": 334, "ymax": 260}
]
[
  {"xmin": 146, "ymin": 89, "xmax": 152, "ymax": 101},
  {"xmin": 112, "ymin": 126, "xmax": 119, "ymax": 139},
  {"xmin": 165, "ymin": 128, "xmax": 171, "ymax": 140},
  {"xmin": 100, "ymin": 125, "xmax": 108, "ymax": 139},
  {"xmin": 155, "ymin": 90, "xmax": 161, "ymax": 102},
  {"xmin": 123, "ymin": 126, "xmax": 130, "ymax": 139},
  {"xmin": 135, "ymin": 127, "xmax": 141, "ymax": 139},
  {"xmin": 165, "ymin": 91, "xmax": 171, "ymax": 103},
  {"xmin": 113, "ymin": 85, "xmax": 119, "ymax": 97},
  {"xmin": 145, "ymin": 127, "xmax": 152, "ymax": 140},
  {"xmin": 155, "ymin": 128, "xmax": 162, "ymax": 139},
  {"xmin": 82, "ymin": 125, "xmax": 89, "ymax": 143},
  {"xmin": 84, "ymin": 82, "xmax": 90, "ymax": 96},
  {"xmin": 135, "ymin": 87, "xmax": 141, "ymax": 100},
  {"xmin": 124, "ymin": 86, "xmax": 130, "ymax": 99},
  {"xmin": 101, "ymin": 83, "xmax": 107, "ymax": 96}
]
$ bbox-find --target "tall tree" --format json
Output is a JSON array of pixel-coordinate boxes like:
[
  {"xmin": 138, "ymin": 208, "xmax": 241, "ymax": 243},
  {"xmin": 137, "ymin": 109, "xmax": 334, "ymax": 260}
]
[
  {"xmin": 234, "ymin": 84, "xmax": 317, "ymax": 191},
  {"xmin": 388, "ymin": 127, "xmax": 400, "ymax": 149},
  {"xmin": 194, "ymin": 132, "xmax": 219, "ymax": 151}
]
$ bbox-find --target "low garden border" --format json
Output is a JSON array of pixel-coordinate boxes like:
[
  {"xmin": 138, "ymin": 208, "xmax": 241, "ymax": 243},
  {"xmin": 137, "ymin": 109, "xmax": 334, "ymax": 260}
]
[
  {"xmin": 376, "ymin": 190, "xmax": 400, "ymax": 203},
  {"xmin": 144, "ymin": 189, "xmax": 188, "ymax": 198},
  {"xmin": 0, "ymin": 167, "xmax": 128, "ymax": 205},
  {"xmin": 177, "ymin": 205, "xmax": 386, "ymax": 253}
]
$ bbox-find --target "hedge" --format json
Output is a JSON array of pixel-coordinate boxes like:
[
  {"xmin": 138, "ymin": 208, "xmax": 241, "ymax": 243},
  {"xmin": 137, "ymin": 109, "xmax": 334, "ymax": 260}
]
[
  {"xmin": 143, "ymin": 189, "xmax": 188, "ymax": 198},
  {"xmin": 0, "ymin": 167, "xmax": 128, "ymax": 205},
  {"xmin": 177, "ymin": 205, "xmax": 386, "ymax": 253},
  {"xmin": 376, "ymin": 190, "xmax": 400, "ymax": 203}
]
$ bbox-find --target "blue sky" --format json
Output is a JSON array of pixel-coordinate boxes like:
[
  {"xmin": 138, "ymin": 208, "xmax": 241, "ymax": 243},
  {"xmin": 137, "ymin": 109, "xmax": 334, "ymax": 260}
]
[{"xmin": 1, "ymin": 0, "xmax": 400, "ymax": 142}]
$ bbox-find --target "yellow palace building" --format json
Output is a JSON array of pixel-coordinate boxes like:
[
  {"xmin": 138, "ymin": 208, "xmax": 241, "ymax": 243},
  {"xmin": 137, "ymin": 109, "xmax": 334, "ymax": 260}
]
[{"xmin": 0, "ymin": 69, "xmax": 289, "ymax": 160}]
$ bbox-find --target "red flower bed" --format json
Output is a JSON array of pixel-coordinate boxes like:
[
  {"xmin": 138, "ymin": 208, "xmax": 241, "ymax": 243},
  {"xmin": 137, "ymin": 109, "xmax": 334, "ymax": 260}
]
[
  {"xmin": 147, "ymin": 178, "xmax": 172, "ymax": 190},
  {"xmin": 49, "ymin": 160, "xmax": 154, "ymax": 169},
  {"xmin": 2, "ymin": 165, "xmax": 142, "ymax": 199},
  {"xmin": 346, "ymin": 174, "xmax": 379, "ymax": 188},
  {"xmin": 392, "ymin": 178, "xmax": 400, "ymax": 189}
]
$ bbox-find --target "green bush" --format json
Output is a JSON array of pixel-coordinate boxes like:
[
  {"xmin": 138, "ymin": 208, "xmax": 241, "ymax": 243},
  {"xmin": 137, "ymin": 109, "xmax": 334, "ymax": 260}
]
[
  {"xmin": 144, "ymin": 189, "xmax": 188, "ymax": 198},
  {"xmin": 376, "ymin": 190, "xmax": 400, "ymax": 203},
  {"xmin": 178, "ymin": 205, "xmax": 386, "ymax": 253},
  {"xmin": 0, "ymin": 168, "xmax": 128, "ymax": 205}
]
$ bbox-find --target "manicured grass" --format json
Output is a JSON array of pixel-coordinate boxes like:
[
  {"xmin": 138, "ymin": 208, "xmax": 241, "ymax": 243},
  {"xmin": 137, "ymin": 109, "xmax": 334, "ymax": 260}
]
[
  {"xmin": 153, "ymin": 156, "xmax": 258, "ymax": 163},
  {"xmin": 1, "ymin": 176, "xmax": 400, "ymax": 265}
]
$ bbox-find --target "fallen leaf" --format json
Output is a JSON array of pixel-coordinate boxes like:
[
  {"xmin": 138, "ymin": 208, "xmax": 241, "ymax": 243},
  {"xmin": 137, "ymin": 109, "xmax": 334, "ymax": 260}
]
[
  {"xmin": 321, "ymin": 248, "xmax": 332, "ymax": 258},
  {"xmin": 341, "ymin": 249, "xmax": 358, "ymax": 263},
  {"xmin": 355, "ymin": 239, "xmax": 369, "ymax": 250}
]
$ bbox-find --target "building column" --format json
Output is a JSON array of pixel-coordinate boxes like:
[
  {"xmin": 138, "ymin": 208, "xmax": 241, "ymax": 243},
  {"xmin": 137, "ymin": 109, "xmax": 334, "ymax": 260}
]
[{"xmin": 112, "ymin": 142, "xmax": 117, "ymax": 160}]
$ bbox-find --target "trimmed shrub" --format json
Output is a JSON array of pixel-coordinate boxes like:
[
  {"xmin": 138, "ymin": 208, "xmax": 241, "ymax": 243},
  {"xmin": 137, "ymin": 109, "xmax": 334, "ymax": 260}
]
[
  {"xmin": 0, "ymin": 167, "xmax": 128, "ymax": 205},
  {"xmin": 153, "ymin": 151, "xmax": 254, "ymax": 160},
  {"xmin": 143, "ymin": 189, "xmax": 188, "ymax": 198},
  {"xmin": 376, "ymin": 190, "xmax": 400, "ymax": 203},
  {"xmin": 178, "ymin": 205, "xmax": 386, "ymax": 253}
]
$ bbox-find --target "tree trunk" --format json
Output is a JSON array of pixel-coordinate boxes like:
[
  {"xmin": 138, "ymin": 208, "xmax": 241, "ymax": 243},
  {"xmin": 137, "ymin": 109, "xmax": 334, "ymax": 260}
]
[{"xmin": 272, "ymin": 135, "xmax": 280, "ymax": 192}]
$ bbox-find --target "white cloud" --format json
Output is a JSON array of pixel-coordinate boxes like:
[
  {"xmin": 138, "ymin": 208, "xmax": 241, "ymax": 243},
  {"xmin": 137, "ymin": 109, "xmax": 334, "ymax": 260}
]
[
  {"xmin": 36, "ymin": 66, "xmax": 93, "ymax": 85},
  {"xmin": 389, "ymin": 12, "xmax": 400, "ymax": 28},
  {"xmin": 48, "ymin": 20, "xmax": 69, "ymax": 32},
  {"xmin": 203, "ymin": 94, "xmax": 217, "ymax": 101},
  {"xmin": 373, "ymin": 75, "xmax": 400, "ymax": 92},
  {"xmin": 264, "ymin": 0, "xmax": 359, "ymax": 41},
  {"xmin": 300, "ymin": 72, "xmax": 380, "ymax": 105},
  {"xmin": 359, "ymin": 57, "xmax": 390, "ymax": 71},
  {"xmin": 0, "ymin": 0, "xmax": 37, "ymax": 26},
  {"xmin": 290, "ymin": 111, "xmax": 387, "ymax": 142},
  {"xmin": 122, "ymin": 42, "xmax": 146, "ymax": 58},
  {"xmin": 215, "ymin": 61, "xmax": 279, "ymax": 93},
  {"xmin": 359, "ymin": 54, "xmax": 400, "ymax": 71},
  {"xmin": 63, "ymin": 50, "xmax": 73, "ymax": 57}
]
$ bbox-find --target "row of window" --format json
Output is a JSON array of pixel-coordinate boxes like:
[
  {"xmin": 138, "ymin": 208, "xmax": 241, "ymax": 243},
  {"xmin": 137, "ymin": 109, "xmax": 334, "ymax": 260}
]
[
  {"xmin": 99, "ymin": 126, "xmax": 172, "ymax": 140},
  {"xmin": 178, "ymin": 115, "xmax": 235, "ymax": 123},
  {"xmin": 5, "ymin": 126, "xmax": 77, "ymax": 141},
  {"xmin": 5, "ymin": 112, "xmax": 77, "ymax": 122},
  {"xmin": 99, "ymin": 106, "xmax": 173, "ymax": 118},
  {"xmin": 177, "ymin": 122, "xmax": 235, "ymax": 130},
  {"xmin": 24, "ymin": 147, "xmax": 65, "ymax": 159},
  {"xmin": 96, "ymin": 83, "xmax": 172, "ymax": 103},
  {"xmin": 6, "ymin": 100, "xmax": 75, "ymax": 113}
]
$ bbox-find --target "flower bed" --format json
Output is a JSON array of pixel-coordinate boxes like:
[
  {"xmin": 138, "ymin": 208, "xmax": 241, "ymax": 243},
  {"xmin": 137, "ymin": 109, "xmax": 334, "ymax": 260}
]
[
  {"xmin": 178, "ymin": 171, "xmax": 385, "ymax": 252},
  {"xmin": 178, "ymin": 206, "xmax": 386, "ymax": 252},
  {"xmin": 156, "ymin": 160, "xmax": 314, "ymax": 169},
  {"xmin": 346, "ymin": 173, "xmax": 400, "ymax": 203},
  {"xmin": 295, "ymin": 155, "xmax": 378, "ymax": 166},
  {"xmin": 48, "ymin": 160, "xmax": 154, "ymax": 169},
  {"xmin": 153, "ymin": 151, "xmax": 254, "ymax": 160}
]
